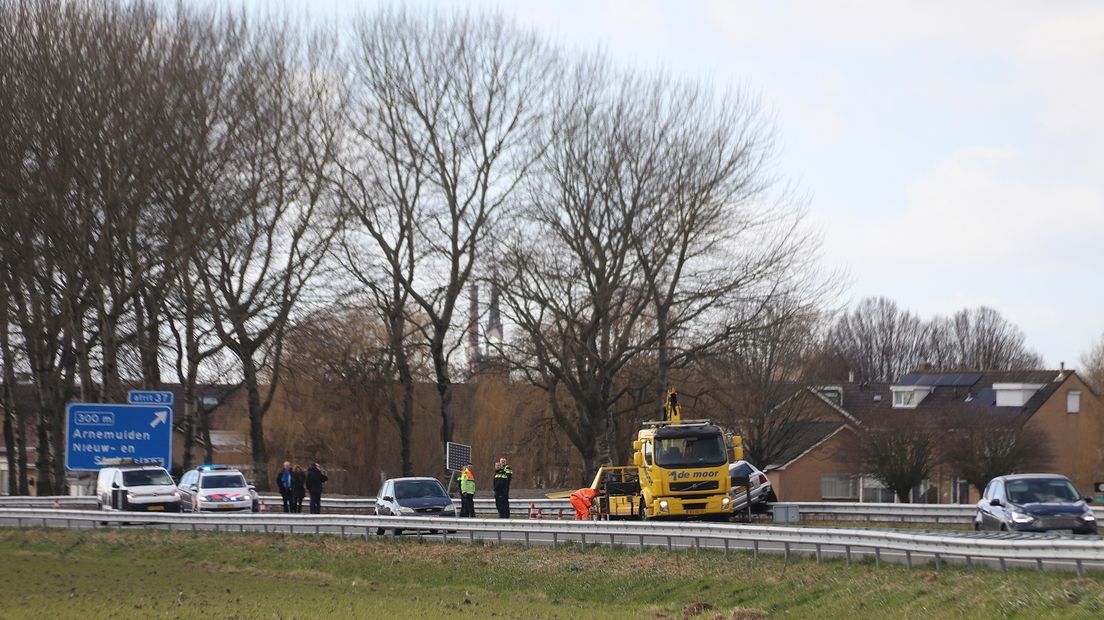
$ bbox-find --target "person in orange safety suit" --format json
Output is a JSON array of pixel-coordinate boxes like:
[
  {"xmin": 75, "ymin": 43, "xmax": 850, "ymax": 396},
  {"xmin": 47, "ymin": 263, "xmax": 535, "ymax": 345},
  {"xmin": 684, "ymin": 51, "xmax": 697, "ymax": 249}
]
[{"xmin": 570, "ymin": 487, "xmax": 600, "ymax": 520}]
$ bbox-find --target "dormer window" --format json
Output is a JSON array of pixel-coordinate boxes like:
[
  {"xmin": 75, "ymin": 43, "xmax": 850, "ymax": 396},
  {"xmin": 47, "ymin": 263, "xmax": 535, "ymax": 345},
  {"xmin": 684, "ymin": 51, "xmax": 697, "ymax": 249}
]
[
  {"xmin": 890, "ymin": 386, "xmax": 931, "ymax": 409},
  {"xmin": 992, "ymin": 383, "xmax": 1044, "ymax": 407}
]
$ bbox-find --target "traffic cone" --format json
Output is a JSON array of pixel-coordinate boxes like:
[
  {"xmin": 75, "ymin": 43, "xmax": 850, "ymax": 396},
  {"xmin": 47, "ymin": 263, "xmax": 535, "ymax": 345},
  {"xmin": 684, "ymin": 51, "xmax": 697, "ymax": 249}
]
[
  {"xmin": 259, "ymin": 498, "xmax": 267, "ymax": 513},
  {"xmin": 529, "ymin": 501, "xmax": 542, "ymax": 519},
  {"xmin": 54, "ymin": 498, "xmax": 60, "ymax": 510}
]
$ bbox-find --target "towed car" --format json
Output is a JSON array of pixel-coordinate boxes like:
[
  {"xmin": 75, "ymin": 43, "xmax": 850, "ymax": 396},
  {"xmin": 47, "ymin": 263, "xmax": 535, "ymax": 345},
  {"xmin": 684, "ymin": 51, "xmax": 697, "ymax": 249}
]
[
  {"xmin": 375, "ymin": 477, "xmax": 457, "ymax": 535},
  {"xmin": 728, "ymin": 460, "xmax": 777, "ymax": 516},
  {"xmin": 975, "ymin": 474, "xmax": 1097, "ymax": 535}
]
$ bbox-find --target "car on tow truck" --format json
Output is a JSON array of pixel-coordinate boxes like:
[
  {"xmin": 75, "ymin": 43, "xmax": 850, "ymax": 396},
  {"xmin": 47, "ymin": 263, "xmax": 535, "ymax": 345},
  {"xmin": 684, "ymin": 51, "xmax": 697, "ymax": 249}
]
[{"xmin": 728, "ymin": 460, "xmax": 777, "ymax": 516}]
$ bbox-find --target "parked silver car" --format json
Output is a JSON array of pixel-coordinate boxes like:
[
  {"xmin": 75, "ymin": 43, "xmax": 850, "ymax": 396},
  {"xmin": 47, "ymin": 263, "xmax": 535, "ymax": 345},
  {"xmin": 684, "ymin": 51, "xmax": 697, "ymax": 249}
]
[{"xmin": 728, "ymin": 460, "xmax": 777, "ymax": 515}]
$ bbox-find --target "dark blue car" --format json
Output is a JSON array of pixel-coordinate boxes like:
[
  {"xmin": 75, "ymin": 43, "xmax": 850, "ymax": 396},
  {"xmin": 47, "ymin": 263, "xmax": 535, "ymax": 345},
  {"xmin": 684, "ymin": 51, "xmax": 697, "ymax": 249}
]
[
  {"xmin": 374, "ymin": 477, "xmax": 457, "ymax": 536},
  {"xmin": 975, "ymin": 474, "xmax": 1097, "ymax": 535}
]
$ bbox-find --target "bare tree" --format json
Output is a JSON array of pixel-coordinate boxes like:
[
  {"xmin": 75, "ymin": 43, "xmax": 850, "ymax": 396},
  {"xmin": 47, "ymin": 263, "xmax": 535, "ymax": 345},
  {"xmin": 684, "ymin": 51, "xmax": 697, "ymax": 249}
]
[
  {"xmin": 196, "ymin": 21, "xmax": 341, "ymax": 490},
  {"xmin": 944, "ymin": 413, "xmax": 1053, "ymax": 493},
  {"xmin": 704, "ymin": 309, "xmax": 832, "ymax": 469},
  {"xmin": 1080, "ymin": 333, "xmax": 1104, "ymax": 393},
  {"xmin": 347, "ymin": 9, "xmax": 550, "ymax": 447},
  {"xmin": 939, "ymin": 307, "xmax": 1043, "ymax": 370},
  {"xmin": 856, "ymin": 417, "xmax": 938, "ymax": 503},
  {"xmin": 830, "ymin": 297, "xmax": 930, "ymax": 382},
  {"xmin": 498, "ymin": 56, "xmax": 817, "ymax": 475}
]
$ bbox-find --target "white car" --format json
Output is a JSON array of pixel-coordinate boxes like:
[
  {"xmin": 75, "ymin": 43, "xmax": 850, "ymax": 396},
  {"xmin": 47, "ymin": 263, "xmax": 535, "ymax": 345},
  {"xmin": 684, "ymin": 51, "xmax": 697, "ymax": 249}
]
[
  {"xmin": 729, "ymin": 460, "xmax": 777, "ymax": 515},
  {"xmin": 178, "ymin": 465, "xmax": 254, "ymax": 513},
  {"xmin": 97, "ymin": 464, "xmax": 182, "ymax": 512}
]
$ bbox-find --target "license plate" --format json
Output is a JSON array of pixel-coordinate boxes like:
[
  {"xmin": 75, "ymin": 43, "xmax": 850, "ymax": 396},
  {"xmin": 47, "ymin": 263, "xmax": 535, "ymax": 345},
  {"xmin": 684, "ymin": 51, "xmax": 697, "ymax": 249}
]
[
  {"xmin": 219, "ymin": 504, "xmax": 236, "ymax": 510},
  {"xmin": 148, "ymin": 506, "xmax": 165, "ymax": 511}
]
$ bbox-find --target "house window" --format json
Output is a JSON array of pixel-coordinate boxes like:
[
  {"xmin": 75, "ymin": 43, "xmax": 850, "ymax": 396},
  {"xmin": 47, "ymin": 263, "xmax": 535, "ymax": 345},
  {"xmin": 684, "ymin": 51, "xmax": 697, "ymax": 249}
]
[
  {"xmin": 861, "ymin": 476, "xmax": 895, "ymax": 503},
  {"xmin": 1068, "ymin": 390, "xmax": 1081, "ymax": 414},
  {"xmin": 821, "ymin": 475, "xmax": 859, "ymax": 500}
]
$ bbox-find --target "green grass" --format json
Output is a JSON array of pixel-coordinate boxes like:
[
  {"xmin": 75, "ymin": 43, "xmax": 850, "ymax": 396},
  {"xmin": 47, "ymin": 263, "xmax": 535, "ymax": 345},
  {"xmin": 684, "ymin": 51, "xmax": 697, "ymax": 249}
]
[{"xmin": 2, "ymin": 528, "xmax": 1104, "ymax": 619}]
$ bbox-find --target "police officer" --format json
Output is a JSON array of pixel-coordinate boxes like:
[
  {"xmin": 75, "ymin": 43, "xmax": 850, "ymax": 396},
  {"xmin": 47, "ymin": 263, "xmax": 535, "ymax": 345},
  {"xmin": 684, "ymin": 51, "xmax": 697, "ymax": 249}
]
[
  {"xmin": 459, "ymin": 462, "xmax": 476, "ymax": 518},
  {"xmin": 493, "ymin": 457, "xmax": 512, "ymax": 518}
]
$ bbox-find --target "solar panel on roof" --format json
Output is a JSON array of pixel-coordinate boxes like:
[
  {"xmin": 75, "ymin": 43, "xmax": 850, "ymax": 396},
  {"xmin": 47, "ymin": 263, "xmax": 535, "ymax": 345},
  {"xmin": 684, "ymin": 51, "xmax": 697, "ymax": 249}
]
[
  {"xmin": 897, "ymin": 373, "xmax": 920, "ymax": 386},
  {"xmin": 954, "ymin": 373, "xmax": 982, "ymax": 387}
]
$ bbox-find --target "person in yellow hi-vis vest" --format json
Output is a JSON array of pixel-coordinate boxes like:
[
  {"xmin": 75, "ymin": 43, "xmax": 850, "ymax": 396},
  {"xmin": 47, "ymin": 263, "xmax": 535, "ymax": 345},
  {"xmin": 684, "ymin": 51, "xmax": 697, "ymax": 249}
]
[{"xmin": 459, "ymin": 463, "xmax": 476, "ymax": 517}]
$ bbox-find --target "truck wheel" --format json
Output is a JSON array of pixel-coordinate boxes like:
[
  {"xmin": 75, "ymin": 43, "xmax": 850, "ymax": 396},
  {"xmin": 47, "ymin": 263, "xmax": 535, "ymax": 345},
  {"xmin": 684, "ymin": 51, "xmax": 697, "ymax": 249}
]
[{"xmin": 638, "ymin": 499, "xmax": 649, "ymax": 521}]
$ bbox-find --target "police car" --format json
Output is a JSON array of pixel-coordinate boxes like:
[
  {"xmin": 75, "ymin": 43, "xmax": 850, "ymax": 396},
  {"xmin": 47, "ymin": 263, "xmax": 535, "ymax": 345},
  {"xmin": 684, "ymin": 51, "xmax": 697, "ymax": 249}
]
[{"xmin": 178, "ymin": 465, "xmax": 256, "ymax": 513}]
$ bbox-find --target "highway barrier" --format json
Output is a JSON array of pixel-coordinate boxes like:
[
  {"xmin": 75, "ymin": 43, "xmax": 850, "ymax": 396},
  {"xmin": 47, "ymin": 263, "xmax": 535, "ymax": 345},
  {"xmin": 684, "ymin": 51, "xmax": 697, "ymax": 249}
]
[{"xmin": 1, "ymin": 507, "xmax": 1103, "ymax": 575}]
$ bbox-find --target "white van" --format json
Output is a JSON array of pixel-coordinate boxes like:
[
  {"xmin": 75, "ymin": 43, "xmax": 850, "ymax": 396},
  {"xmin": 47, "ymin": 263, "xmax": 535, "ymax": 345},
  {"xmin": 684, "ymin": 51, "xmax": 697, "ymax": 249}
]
[{"xmin": 96, "ymin": 464, "xmax": 182, "ymax": 512}]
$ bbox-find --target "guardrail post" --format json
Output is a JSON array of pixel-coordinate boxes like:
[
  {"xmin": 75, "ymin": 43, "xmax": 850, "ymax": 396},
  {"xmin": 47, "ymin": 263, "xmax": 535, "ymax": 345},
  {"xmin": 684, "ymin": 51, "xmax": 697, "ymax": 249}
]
[
  {"xmin": 639, "ymin": 535, "xmax": 645, "ymax": 554},
  {"xmin": 524, "ymin": 531, "xmax": 530, "ymax": 549},
  {"xmin": 999, "ymin": 557, "xmax": 1006, "ymax": 571},
  {"xmin": 1036, "ymin": 558, "xmax": 1043, "ymax": 572},
  {"xmin": 874, "ymin": 547, "xmax": 880, "ymax": 568},
  {"xmin": 844, "ymin": 545, "xmax": 851, "ymax": 565},
  {"xmin": 965, "ymin": 555, "xmax": 972, "ymax": 571},
  {"xmin": 934, "ymin": 553, "xmax": 941, "ymax": 573},
  {"xmin": 815, "ymin": 544, "xmax": 821, "ymax": 564},
  {"xmin": 666, "ymin": 535, "xmax": 672, "ymax": 553},
  {"xmin": 496, "ymin": 530, "xmax": 502, "ymax": 546},
  {"xmin": 694, "ymin": 537, "xmax": 700, "ymax": 559},
  {"xmin": 580, "ymin": 532, "xmax": 586, "ymax": 551},
  {"xmin": 723, "ymin": 538, "xmax": 729, "ymax": 559},
  {"xmin": 783, "ymin": 542, "xmax": 789, "ymax": 561},
  {"xmin": 340, "ymin": 525, "xmax": 345, "ymax": 538},
  {"xmin": 753, "ymin": 540, "xmax": 759, "ymax": 559},
  {"xmin": 1077, "ymin": 559, "xmax": 1084, "ymax": 577},
  {"xmin": 905, "ymin": 550, "xmax": 912, "ymax": 570}
]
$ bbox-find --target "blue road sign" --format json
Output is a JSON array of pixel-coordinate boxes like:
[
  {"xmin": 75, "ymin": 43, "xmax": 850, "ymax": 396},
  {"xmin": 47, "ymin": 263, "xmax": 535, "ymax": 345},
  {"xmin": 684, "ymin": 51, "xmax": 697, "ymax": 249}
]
[
  {"xmin": 128, "ymin": 390, "xmax": 174, "ymax": 405},
  {"xmin": 66, "ymin": 403, "xmax": 173, "ymax": 472}
]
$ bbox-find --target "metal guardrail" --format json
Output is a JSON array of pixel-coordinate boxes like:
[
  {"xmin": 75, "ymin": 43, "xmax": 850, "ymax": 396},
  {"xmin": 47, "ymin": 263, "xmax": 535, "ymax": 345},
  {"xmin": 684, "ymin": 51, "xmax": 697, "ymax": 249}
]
[
  {"xmin": 1, "ymin": 507, "xmax": 1103, "ymax": 575},
  {"xmin": 5, "ymin": 496, "xmax": 1104, "ymax": 525}
]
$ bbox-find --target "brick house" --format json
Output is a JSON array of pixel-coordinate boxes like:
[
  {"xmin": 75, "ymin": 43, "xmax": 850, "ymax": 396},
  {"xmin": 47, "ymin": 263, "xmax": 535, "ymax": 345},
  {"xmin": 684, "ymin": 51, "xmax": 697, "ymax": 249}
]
[{"xmin": 764, "ymin": 369, "xmax": 1104, "ymax": 503}]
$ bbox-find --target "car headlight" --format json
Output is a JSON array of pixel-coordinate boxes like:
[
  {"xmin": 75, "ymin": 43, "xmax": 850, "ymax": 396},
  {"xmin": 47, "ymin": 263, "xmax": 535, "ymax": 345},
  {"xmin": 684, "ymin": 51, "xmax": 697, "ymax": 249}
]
[
  {"xmin": 1081, "ymin": 512, "xmax": 1096, "ymax": 521},
  {"xmin": 172, "ymin": 491, "xmax": 180, "ymax": 499},
  {"xmin": 399, "ymin": 506, "xmax": 415, "ymax": 515},
  {"xmin": 1010, "ymin": 511, "xmax": 1035, "ymax": 524},
  {"xmin": 658, "ymin": 500, "xmax": 669, "ymax": 512},
  {"xmin": 721, "ymin": 497, "xmax": 731, "ymax": 508}
]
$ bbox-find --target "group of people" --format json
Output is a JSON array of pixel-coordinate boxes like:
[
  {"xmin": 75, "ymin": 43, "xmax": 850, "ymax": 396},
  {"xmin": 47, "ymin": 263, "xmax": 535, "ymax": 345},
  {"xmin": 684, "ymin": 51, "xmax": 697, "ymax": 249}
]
[
  {"xmin": 458, "ymin": 457, "xmax": 513, "ymax": 518},
  {"xmin": 275, "ymin": 461, "xmax": 329, "ymax": 514}
]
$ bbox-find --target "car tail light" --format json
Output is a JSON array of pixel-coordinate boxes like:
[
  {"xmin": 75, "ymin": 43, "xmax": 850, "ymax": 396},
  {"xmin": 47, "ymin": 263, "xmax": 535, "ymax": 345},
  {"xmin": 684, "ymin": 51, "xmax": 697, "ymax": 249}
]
[{"xmin": 758, "ymin": 474, "xmax": 768, "ymax": 485}]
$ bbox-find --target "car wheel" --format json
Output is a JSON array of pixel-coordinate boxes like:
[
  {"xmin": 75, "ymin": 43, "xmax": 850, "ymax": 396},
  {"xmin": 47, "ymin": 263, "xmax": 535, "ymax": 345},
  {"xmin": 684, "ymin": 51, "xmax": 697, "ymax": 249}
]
[
  {"xmin": 764, "ymin": 489, "xmax": 778, "ymax": 504},
  {"xmin": 973, "ymin": 520, "xmax": 980, "ymax": 531},
  {"xmin": 1000, "ymin": 524, "xmax": 1008, "ymax": 532},
  {"xmin": 375, "ymin": 527, "xmax": 385, "ymax": 536}
]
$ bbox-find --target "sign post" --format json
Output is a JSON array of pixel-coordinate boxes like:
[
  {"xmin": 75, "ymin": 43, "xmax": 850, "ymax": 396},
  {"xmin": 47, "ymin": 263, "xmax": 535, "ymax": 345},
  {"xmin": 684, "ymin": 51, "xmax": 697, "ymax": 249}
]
[
  {"xmin": 445, "ymin": 442, "xmax": 472, "ymax": 495},
  {"xmin": 65, "ymin": 403, "xmax": 173, "ymax": 471}
]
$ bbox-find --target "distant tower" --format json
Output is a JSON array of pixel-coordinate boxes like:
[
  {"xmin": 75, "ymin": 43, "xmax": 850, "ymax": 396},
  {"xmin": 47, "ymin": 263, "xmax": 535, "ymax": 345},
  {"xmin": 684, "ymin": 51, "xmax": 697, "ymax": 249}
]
[
  {"xmin": 487, "ymin": 276, "xmax": 503, "ymax": 348},
  {"xmin": 467, "ymin": 285, "xmax": 481, "ymax": 377}
]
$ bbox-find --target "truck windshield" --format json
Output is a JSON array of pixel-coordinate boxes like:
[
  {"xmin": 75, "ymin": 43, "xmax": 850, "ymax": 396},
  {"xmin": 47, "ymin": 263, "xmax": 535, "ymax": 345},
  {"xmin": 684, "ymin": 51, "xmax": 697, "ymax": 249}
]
[
  {"xmin": 122, "ymin": 469, "xmax": 174, "ymax": 486},
  {"xmin": 655, "ymin": 435, "xmax": 727, "ymax": 468}
]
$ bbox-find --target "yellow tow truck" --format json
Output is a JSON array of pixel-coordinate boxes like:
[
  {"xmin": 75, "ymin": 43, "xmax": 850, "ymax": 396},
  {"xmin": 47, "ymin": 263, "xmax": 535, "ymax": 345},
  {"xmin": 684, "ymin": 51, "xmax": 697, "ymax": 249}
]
[{"xmin": 585, "ymin": 388, "xmax": 743, "ymax": 520}]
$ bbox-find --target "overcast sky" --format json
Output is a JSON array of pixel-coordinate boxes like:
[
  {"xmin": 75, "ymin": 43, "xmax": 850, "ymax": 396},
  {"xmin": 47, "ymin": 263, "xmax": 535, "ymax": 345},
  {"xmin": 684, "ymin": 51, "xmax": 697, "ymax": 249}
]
[{"xmin": 310, "ymin": 0, "xmax": 1104, "ymax": 367}]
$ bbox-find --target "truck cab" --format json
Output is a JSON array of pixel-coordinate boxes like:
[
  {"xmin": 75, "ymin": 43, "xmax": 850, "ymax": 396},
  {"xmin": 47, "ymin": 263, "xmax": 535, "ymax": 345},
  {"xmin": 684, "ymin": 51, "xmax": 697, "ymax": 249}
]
[{"xmin": 633, "ymin": 420, "xmax": 734, "ymax": 519}]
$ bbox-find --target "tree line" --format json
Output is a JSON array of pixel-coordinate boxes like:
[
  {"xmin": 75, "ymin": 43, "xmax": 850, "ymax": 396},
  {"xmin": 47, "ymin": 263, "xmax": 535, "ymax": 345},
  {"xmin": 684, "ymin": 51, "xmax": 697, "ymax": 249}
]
[{"xmin": 0, "ymin": 1, "xmax": 1059, "ymax": 494}]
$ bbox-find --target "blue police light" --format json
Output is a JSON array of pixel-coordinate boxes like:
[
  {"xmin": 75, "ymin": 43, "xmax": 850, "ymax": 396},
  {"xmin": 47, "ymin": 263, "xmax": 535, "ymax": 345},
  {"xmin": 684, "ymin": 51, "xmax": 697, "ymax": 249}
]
[{"xmin": 199, "ymin": 464, "xmax": 231, "ymax": 471}]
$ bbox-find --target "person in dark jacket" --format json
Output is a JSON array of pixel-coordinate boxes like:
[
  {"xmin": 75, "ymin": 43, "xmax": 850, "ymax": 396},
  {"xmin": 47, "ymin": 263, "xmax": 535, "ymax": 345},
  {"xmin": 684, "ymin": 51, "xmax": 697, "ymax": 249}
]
[
  {"xmin": 276, "ymin": 461, "xmax": 294, "ymax": 512},
  {"xmin": 291, "ymin": 465, "xmax": 306, "ymax": 513},
  {"xmin": 492, "ymin": 457, "xmax": 512, "ymax": 518},
  {"xmin": 305, "ymin": 462, "xmax": 328, "ymax": 514}
]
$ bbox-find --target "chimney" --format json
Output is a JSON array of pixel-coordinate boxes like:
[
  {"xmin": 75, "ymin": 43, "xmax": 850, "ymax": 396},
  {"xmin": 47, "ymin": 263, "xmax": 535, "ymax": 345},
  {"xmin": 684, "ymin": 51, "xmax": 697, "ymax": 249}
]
[
  {"xmin": 487, "ymin": 273, "xmax": 503, "ymax": 347},
  {"xmin": 467, "ymin": 285, "xmax": 480, "ymax": 377}
]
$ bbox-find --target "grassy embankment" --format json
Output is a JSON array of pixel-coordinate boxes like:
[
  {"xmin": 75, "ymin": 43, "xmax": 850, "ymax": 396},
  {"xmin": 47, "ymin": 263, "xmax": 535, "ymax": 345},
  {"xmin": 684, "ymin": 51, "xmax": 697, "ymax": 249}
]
[{"xmin": 2, "ymin": 528, "xmax": 1103, "ymax": 619}]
